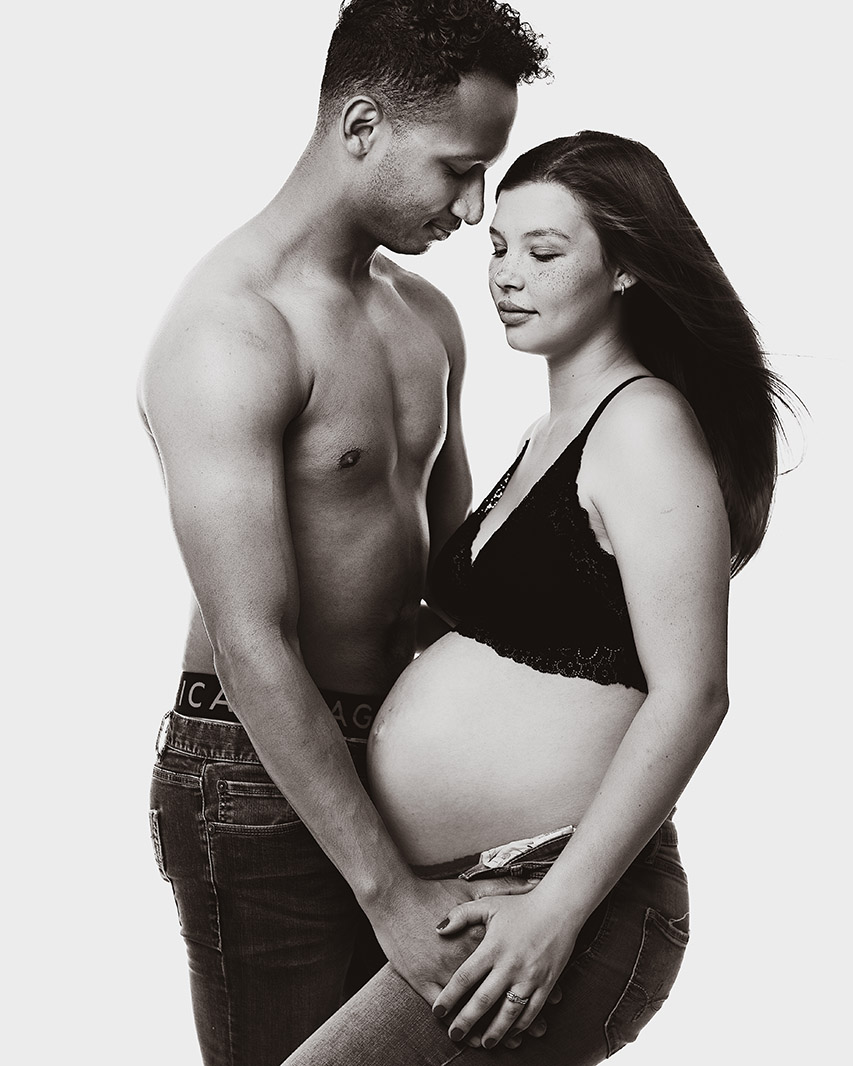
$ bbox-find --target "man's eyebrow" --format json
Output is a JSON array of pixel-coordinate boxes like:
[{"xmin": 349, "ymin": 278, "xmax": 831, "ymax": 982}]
[{"xmin": 447, "ymin": 156, "xmax": 491, "ymax": 169}]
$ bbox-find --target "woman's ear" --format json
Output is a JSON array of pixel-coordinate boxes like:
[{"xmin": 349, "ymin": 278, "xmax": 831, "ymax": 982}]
[{"xmin": 614, "ymin": 270, "xmax": 636, "ymax": 296}]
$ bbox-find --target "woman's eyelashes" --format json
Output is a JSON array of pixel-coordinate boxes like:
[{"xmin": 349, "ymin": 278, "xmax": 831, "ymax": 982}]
[{"xmin": 490, "ymin": 246, "xmax": 561, "ymax": 262}]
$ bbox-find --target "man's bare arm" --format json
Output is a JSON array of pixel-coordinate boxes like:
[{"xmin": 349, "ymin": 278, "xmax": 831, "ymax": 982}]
[
  {"xmin": 416, "ymin": 284, "xmax": 473, "ymax": 645},
  {"xmin": 139, "ymin": 299, "xmax": 522, "ymax": 1003},
  {"xmin": 426, "ymin": 296, "xmax": 473, "ymax": 560}
]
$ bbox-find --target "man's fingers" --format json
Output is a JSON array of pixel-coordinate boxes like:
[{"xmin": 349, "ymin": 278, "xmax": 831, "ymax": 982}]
[
  {"xmin": 498, "ymin": 1014, "xmax": 547, "ymax": 1048},
  {"xmin": 471, "ymin": 876, "xmax": 538, "ymax": 899},
  {"xmin": 527, "ymin": 1017, "xmax": 547, "ymax": 1039},
  {"xmin": 445, "ymin": 974, "xmax": 515, "ymax": 1042},
  {"xmin": 499, "ymin": 993, "xmax": 553, "ymax": 1046},
  {"xmin": 436, "ymin": 900, "xmax": 487, "ymax": 936},
  {"xmin": 480, "ymin": 986, "xmax": 545, "ymax": 1049},
  {"xmin": 431, "ymin": 953, "xmax": 491, "ymax": 1019}
]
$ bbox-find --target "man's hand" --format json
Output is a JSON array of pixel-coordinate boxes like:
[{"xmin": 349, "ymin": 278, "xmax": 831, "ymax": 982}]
[
  {"xmin": 371, "ymin": 876, "xmax": 560, "ymax": 1048},
  {"xmin": 369, "ymin": 876, "xmax": 536, "ymax": 1005},
  {"xmin": 431, "ymin": 891, "xmax": 580, "ymax": 1049}
]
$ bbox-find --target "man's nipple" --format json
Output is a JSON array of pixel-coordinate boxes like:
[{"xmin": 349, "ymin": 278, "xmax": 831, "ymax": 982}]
[{"xmin": 337, "ymin": 448, "xmax": 362, "ymax": 469}]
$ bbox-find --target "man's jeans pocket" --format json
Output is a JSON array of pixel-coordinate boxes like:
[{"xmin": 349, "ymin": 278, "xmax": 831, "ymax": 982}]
[
  {"xmin": 205, "ymin": 765, "xmax": 303, "ymax": 834},
  {"xmin": 604, "ymin": 906, "xmax": 689, "ymax": 1056},
  {"xmin": 149, "ymin": 809, "xmax": 169, "ymax": 881}
]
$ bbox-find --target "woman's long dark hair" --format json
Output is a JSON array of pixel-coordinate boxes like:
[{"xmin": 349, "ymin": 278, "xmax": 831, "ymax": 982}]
[{"xmin": 497, "ymin": 130, "xmax": 795, "ymax": 574}]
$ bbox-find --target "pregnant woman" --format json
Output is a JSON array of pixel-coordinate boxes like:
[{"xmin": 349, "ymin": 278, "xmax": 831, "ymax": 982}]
[{"xmin": 283, "ymin": 131, "xmax": 793, "ymax": 1064}]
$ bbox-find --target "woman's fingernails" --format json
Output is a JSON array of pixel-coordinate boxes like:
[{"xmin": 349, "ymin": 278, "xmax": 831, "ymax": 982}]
[
  {"xmin": 449, "ymin": 1028, "xmax": 464, "ymax": 1042},
  {"xmin": 436, "ymin": 917, "xmax": 449, "ymax": 930},
  {"xmin": 482, "ymin": 1038, "xmax": 496, "ymax": 1049},
  {"xmin": 433, "ymin": 1004, "xmax": 447, "ymax": 1018}
]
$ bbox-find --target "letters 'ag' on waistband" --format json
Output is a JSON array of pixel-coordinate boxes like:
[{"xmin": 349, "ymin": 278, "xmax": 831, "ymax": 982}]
[{"xmin": 174, "ymin": 671, "xmax": 385, "ymax": 743}]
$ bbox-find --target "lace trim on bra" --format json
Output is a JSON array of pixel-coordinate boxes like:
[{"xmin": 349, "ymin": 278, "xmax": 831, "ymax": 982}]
[
  {"xmin": 434, "ymin": 376, "xmax": 651, "ymax": 693},
  {"xmin": 455, "ymin": 625, "xmax": 642, "ymax": 688},
  {"xmin": 475, "ymin": 446, "xmax": 528, "ymax": 519},
  {"xmin": 461, "ymin": 449, "xmax": 623, "ymax": 602}
]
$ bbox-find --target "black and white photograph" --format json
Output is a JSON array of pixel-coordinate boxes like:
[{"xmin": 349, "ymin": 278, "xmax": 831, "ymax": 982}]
[{"xmin": 6, "ymin": 2, "xmax": 847, "ymax": 1063}]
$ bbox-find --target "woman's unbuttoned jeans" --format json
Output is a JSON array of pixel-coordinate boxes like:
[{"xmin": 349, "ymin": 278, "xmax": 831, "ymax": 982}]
[
  {"xmin": 152, "ymin": 709, "xmax": 690, "ymax": 1066},
  {"xmin": 280, "ymin": 818, "xmax": 690, "ymax": 1065}
]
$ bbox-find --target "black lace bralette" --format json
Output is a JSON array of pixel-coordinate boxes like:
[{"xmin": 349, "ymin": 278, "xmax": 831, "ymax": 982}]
[{"xmin": 429, "ymin": 376, "xmax": 649, "ymax": 692}]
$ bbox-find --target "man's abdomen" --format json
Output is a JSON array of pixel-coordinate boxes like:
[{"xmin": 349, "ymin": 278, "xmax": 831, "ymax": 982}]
[{"xmin": 183, "ymin": 500, "xmax": 427, "ymax": 695}]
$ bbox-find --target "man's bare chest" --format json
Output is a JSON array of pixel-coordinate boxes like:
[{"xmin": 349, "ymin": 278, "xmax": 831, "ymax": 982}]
[{"xmin": 285, "ymin": 327, "xmax": 450, "ymax": 495}]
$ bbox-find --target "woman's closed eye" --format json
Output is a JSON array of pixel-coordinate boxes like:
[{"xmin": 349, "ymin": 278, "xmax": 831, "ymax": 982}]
[{"xmin": 491, "ymin": 244, "xmax": 561, "ymax": 261}]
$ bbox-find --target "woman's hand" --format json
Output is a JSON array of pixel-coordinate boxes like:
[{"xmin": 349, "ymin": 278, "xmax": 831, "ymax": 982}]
[
  {"xmin": 431, "ymin": 892, "xmax": 581, "ymax": 1048},
  {"xmin": 370, "ymin": 875, "xmax": 539, "ymax": 1010}
]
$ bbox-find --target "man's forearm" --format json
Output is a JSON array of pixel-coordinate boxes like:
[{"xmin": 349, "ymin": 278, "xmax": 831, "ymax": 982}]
[{"xmin": 213, "ymin": 634, "xmax": 414, "ymax": 911}]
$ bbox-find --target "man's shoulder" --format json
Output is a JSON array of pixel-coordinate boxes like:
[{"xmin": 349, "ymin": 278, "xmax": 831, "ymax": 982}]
[
  {"xmin": 160, "ymin": 251, "xmax": 294, "ymax": 348},
  {"xmin": 378, "ymin": 255, "xmax": 454, "ymax": 316},
  {"xmin": 373, "ymin": 254, "xmax": 463, "ymax": 354},
  {"xmin": 139, "ymin": 262, "xmax": 309, "ymax": 428}
]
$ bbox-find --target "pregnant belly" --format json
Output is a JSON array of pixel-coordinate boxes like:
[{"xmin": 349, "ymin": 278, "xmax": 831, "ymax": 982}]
[{"xmin": 367, "ymin": 633, "xmax": 645, "ymax": 865}]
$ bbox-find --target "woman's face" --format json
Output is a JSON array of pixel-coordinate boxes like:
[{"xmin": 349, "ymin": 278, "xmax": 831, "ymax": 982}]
[{"xmin": 488, "ymin": 181, "xmax": 622, "ymax": 358}]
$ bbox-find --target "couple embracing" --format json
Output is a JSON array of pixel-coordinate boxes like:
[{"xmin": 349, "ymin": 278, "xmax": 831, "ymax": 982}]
[{"xmin": 141, "ymin": 2, "xmax": 789, "ymax": 1064}]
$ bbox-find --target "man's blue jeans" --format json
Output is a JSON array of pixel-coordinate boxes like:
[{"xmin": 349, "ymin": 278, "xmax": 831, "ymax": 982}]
[
  {"xmin": 281, "ymin": 819, "xmax": 690, "ymax": 1065},
  {"xmin": 149, "ymin": 709, "xmax": 385, "ymax": 1066}
]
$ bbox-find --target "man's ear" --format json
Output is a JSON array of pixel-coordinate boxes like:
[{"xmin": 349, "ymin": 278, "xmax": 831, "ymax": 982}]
[{"xmin": 340, "ymin": 96, "xmax": 385, "ymax": 158}]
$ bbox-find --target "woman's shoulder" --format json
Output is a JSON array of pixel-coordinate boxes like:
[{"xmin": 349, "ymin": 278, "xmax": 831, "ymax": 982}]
[
  {"xmin": 518, "ymin": 414, "xmax": 546, "ymax": 452},
  {"xmin": 585, "ymin": 375, "xmax": 717, "ymax": 491},
  {"xmin": 597, "ymin": 376, "xmax": 707, "ymax": 454}
]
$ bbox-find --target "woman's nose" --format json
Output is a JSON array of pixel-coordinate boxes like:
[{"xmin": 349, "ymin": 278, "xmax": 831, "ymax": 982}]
[{"xmin": 493, "ymin": 260, "xmax": 522, "ymax": 289}]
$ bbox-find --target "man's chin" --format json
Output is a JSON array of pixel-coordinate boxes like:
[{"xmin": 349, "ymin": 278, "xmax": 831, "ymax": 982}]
[{"xmin": 382, "ymin": 234, "xmax": 433, "ymax": 256}]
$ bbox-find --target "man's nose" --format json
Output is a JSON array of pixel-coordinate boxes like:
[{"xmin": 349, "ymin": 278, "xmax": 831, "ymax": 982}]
[{"xmin": 450, "ymin": 171, "xmax": 485, "ymax": 226}]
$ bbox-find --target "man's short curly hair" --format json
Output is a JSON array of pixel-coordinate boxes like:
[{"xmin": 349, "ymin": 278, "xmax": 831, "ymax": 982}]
[{"xmin": 319, "ymin": 0, "xmax": 549, "ymax": 124}]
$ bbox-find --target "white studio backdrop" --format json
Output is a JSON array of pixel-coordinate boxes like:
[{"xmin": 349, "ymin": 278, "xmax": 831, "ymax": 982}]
[{"xmin": 4, "ymin": 2, "xmax": 848, "ymax": 1062}]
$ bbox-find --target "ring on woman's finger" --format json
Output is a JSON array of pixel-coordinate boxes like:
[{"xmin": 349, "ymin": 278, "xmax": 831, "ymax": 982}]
[{"xmin": 505, "ymin": 990, "xmax": 530, "ymax": 1006}]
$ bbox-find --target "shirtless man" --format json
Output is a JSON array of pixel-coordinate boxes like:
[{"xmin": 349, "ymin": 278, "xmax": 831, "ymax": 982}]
[{"xmin": 140, "ymin": 2, "xmax": 549, "ymax": 1063}]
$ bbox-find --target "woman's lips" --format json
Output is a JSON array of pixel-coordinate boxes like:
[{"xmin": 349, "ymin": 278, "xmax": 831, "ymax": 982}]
[{"xmin": 497, "ymin": 300, "xmax": 536, "ymax": 325}]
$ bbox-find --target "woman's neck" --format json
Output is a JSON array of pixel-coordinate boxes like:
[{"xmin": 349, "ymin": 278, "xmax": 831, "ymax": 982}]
[{"xmin": 545, "ymin": 340, "xmax": 644, "ymax": 424}]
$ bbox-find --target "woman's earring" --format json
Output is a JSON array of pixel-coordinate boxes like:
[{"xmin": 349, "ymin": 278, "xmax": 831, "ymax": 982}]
[{"xmin": 619, "ymin": 280, "xmax": 627, "ymax": 296}]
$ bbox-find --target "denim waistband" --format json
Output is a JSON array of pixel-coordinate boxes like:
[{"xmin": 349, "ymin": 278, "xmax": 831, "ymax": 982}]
[
  {"xmin": 413, "ymin": 814, "xmax": 678, "ymax": 882},
  {"xmin": 157, "ymin": 675, "xmax": 387, "ymax": 762}
]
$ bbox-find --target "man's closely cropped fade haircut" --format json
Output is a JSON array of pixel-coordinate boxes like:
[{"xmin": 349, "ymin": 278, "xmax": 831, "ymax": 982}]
[{"xmin": 319, "ymin": 0, "xmax": 550, "ymax": 124}]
